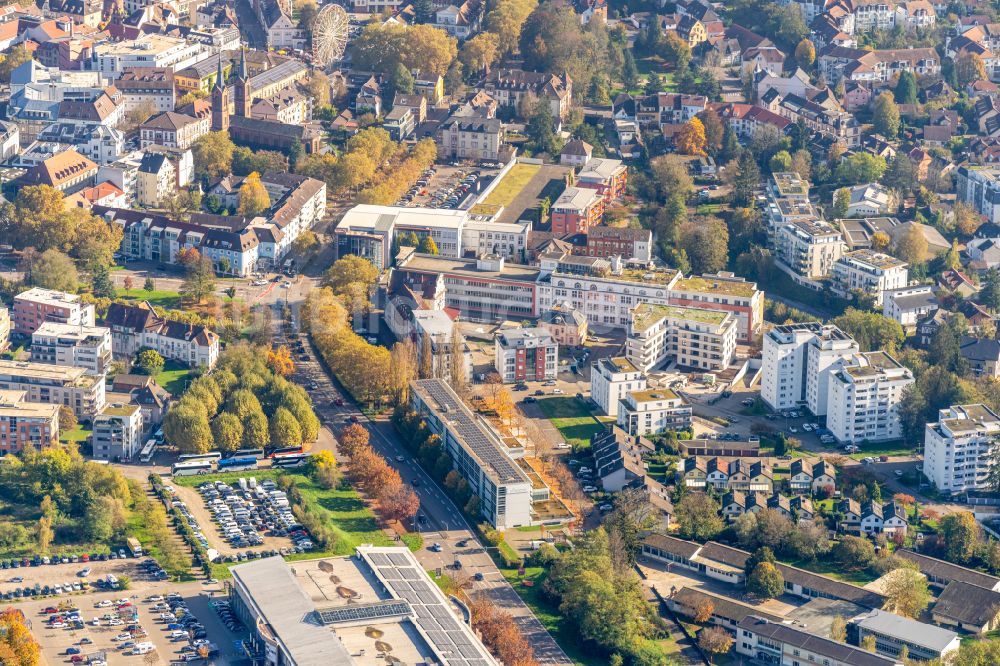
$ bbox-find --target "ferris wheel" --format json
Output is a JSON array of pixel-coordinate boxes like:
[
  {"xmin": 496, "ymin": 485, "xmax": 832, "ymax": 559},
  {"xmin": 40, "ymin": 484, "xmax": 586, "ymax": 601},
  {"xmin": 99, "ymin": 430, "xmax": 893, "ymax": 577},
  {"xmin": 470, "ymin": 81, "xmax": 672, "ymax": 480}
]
[{"xmin": 312, "ymin": 4, "xmax": 350, "ymax": 68}]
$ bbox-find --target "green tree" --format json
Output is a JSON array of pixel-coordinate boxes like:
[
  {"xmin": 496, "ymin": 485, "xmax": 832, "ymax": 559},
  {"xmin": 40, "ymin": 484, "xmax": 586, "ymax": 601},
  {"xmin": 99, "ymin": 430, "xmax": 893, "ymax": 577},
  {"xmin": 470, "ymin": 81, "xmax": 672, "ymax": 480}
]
[
  {"xmin": 29, "ymin": 249, "xmax": 78, "ymax": 292},
  {"xmin": 833, "ymin": 536, "xmax": 875, "ymax": 570},
  {"xmin": 659, "ymin": 32, "xmax": 691, "ymax": 72},
  {"xmin": 833, "ymin": 187, "xmax": 851, "ymax": 219},
  {"xmin": 243, "ymin": 410, "xmax": 270, "ymax": 449},
  {"xmin": 794, "ymin": 38, "xmax": 815, "ymax": 68},
  {"xmin": 211, "ymin": 412, "xmax": 244, "ymax": 453},
  {"xmin": 526, "ymin": 99, "xmax": 561, "ymax": 155},
  {"xmin": 769, "ymin": 150, "xmax": 792, "ymax": 173},
  {"xmin": 135, "ymin": 349, "xmax": 165, "ymax": 376},
  {"xmin": 679, "ymin": 217, "xmax": 729, "ymax": 274},
  {"xmin": 831, "ymin": 308, "xmax": 905, "ymax": 353},
  {"xmin": 143, "ymin": 276, "xmax": 155, "ymax": 291},
  {"xmin": 180, "ymin": 255, "xmax": 217, "ymax": 304},
  {"xmin": 238, "ymin": 172, "xmax": 272, "ymax": 217},
  {"xmin": 873, "ymin": 92, "xmax": 900, "ymax": 138},
  {"xmin": 192, "ymin": 131, "xmax": 236, "ymax": 181},
  {"xmin": 747, "ymin": 561, "xmax": 784, "ymax": 599},
  {"xmin": 939, "ymin": 512, "xmax": 980, "ymax": 564},
  {"xmin": 90, "ymin": 264, "xmax": 116, "ymax": 298},
  {"xmin": 732, "ymin": 150, "xmax": 760, "ymax": 207},
  {"xmin": 675, "ymin": 493, "xmax": 724, "ymax": 541},
  {"xmin": 982, "ymin": 269, "xmax": 1000, "ymax": 311},
  {"xmin": 0, "ymin": 45, "xmax": 31, "ymax": 83},
  {"xmin": 894, "ymin": 71, "xmax": 918, "ymax": 104},
  {"xmin": 163, "ymin": 400, "xmax": 212, "ymax": 454},
  {"xmin": 417, "ymin": 235, "xmax": 439, "ymax": 254},
  {"xmin": 837, "ymin": 153, "xmax": 887, "ymax": 185},
  {"xmin": 881, "ymin": 566, "xmax": 931, "ymax": 618},
  {"xmin": 894, "ymin": 224, "xmax": 929, "ymax": 265},
  {"xmin": 269, "ymin": 406, "xmax": 303, "ymax": 448}
]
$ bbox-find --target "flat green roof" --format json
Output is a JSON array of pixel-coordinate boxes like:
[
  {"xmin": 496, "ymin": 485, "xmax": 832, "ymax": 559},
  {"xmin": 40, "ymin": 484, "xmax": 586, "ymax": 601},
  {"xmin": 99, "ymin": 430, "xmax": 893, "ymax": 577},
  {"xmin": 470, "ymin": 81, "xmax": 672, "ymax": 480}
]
[
  {"xmin": 674, "ymin": 275, "xmax": 757, "ymax": 297},
  {"xmin": 632, "ymin": 303, "xmax": 729, "ymax": 332}
]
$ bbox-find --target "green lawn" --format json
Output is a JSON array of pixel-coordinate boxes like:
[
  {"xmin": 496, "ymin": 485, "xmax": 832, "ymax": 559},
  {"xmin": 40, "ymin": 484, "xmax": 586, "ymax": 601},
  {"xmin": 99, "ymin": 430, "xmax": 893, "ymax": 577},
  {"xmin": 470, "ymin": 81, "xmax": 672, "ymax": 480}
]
[
  {"xmin": 501, "ymin": 567, "xmax": 605, "ymax": 666},
  {"xmin": 847, "ymin": 440, "xmax": 915, "ymax": 460},
  {"xmin": 471, "ymin": 164, "xmax": 541, "ymax": 214},
  {"xmin": 60, "ymin": 424, "xmax": 92, "ymax": 445},
  {"xmin": 155, "ymin": 361, "xmax": 194, "ymax": 396},
  {"xmin": 120, "ymin": 288, "xmax": 182, "ymax": 308},
  {"xmin": 789, "ymin": 557, "xmax": 880, "ymax": 585},
  {"xmin": 535, "ymin": 397, "xmax": 605, "ymax": 451}
]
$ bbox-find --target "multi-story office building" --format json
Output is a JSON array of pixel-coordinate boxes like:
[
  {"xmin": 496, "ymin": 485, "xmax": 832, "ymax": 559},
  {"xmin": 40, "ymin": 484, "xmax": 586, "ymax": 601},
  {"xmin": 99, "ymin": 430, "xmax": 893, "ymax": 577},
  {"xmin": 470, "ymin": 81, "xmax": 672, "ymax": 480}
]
[
  {"xmin": 0, "ymin": 389, "xmax": 59, "ymax": 453},
  {"xmin": 831, "ymin": 249, "xmax": 908, "ymax": 306},
  {"xmin": 88, "ymin": 34, "xmax": 205, "ymax": 75},
  {"xmin": 494, "ymin": 327, "xmax": 558, "ymax": 383},
  {"xmin": 827, "ymin": 352, "xmax": 914, "ymax": 444},
  {"xmin": 0, "ymin": 360, "xmax": 105, "ymax": 419},
  {"xmin": 591, "ymin": 356, "xmax": 646, "ymax": 417},
  {"xmin": 92, "ymin": 403, "xmax": 143, "ymax": 462},
  {"xmin": 774, "ymin": 218, "xmax": 846, "ymax": 279},
  {"xmin": 12, "ymin": 288, "xmax": 96, "ymax": 337},
  {"xmin": 924, "ymin": 404, "xmax": 1000, "ymax": 495},
  {"xmin": 410, "ymin": 379, "xmax": 538, "ymax": 529},
  {"xmin": 761, "ymin": 322, "xmax": 859, "ymax": 413},
  {"xmin": 626, "ymin": 303, "xmax": 738, "ymax": 373},
  {"xmin": 736, "ymin": 615, "xmax": 902, "ymax": 666},
  {"xmin": 31, "ymin": 322, "xmax": 112, "ymax": 375},
  {"xmin": 617, "ymin": 388, "xmax": 692, "ymax": 436}
]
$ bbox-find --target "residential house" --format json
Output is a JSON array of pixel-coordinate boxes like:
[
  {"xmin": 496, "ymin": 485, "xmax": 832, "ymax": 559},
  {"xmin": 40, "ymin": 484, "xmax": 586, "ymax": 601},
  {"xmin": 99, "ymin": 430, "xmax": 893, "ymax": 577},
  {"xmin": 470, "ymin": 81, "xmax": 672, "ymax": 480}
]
[{"xmin": 102, "ymin": 301, "xmax": 220, "ymax": 368}]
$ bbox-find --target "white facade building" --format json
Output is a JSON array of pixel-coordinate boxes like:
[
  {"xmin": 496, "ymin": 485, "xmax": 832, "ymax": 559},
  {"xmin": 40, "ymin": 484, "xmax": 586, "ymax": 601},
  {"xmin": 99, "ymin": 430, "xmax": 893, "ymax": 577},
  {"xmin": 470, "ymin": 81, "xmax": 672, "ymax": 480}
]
[
  {"xmin": 0, "ymin": 360, "xmax": 105, "ymax": 419},
  {"xmin": 762, "ymin": 322, "xmax": 859, "ymax": 414},
  {"xmin": 882, "ymin": 284, "xmax": 938, "ymax": 328},
  {"xmin": 31, "ymin": 322, "xmax": 112, "ymax": 375},
  {"xmin": 591, "ymin": 356, "xmax": 646, "ymax": 417},
  {"xmin": 617, "ymin": 388, "xmax": 693, "ymax": 437},
  {"xmin": 924, "ymin": 404, "xmax": 1000, "ymax": 495},
  {"xmin": 625, "ymin": 303, "xmax": 738, "ymax": 373},
  {"xmin": 92, "ymin": 403, "xmax": 144, "ymax": 461},
  {"xmin": 831, "ymin": 249, "xmax": 908, "ymax": 306},
  {"xmin": 827, "ymin": 352, "xmax": 914, "ymax": 444}
]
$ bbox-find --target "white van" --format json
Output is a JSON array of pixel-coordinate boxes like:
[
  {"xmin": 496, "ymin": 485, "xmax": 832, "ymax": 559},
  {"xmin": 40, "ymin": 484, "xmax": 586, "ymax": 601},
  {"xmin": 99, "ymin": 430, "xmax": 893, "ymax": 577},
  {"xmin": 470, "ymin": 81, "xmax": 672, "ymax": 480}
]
[{"xmin": 134, "ymin": 642, "xmax": 154, "ymax": 654}]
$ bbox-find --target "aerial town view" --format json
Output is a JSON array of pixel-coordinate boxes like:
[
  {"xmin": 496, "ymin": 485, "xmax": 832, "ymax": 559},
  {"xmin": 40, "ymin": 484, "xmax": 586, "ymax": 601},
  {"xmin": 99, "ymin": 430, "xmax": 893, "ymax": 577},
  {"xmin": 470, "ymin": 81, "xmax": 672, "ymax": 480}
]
[{"xmin": 8, "ymin": 0, "xmax": 1000, "ymax": 664}]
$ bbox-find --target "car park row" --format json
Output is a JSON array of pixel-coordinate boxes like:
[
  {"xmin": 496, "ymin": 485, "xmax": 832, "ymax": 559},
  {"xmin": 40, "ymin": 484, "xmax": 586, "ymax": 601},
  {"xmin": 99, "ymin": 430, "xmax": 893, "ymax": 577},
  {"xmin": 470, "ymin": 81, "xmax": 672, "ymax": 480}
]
[{"xmin": 197, "ymin": 477, "xmax": 315, "ymax": 553}]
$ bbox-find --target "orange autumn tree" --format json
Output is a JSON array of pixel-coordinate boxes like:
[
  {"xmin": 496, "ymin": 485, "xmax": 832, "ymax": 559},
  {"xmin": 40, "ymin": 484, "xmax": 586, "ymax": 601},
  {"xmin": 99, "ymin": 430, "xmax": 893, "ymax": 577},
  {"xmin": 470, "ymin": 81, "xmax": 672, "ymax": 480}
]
[
  {"xmin": 267, "ymin": 345, "xmax": 295, "ymax": 377},
  {"xmin": 677, "ymin": 117, "xmax": 708, "ymax": 156}
]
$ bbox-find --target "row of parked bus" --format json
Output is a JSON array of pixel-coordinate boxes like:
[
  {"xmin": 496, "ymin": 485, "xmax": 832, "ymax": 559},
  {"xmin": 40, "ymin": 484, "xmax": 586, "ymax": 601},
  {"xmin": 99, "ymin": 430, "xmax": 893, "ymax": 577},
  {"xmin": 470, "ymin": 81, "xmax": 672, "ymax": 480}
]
[{"xmin": 170, "ymin": 448, "xmax": 309, "ymax": 476}]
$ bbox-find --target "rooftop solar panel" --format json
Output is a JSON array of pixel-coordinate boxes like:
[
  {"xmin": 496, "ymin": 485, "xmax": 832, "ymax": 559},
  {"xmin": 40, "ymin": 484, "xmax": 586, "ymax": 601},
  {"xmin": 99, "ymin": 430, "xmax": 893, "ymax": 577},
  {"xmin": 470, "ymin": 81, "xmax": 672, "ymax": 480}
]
[
  {"xmin": 388, "ymin": 552, "xmax": 410, "ymax": 566},
  {"xmin": 369, "ymin": 553, "xmax": 391, "ymax": 566},
  {"xmin": 314, "ymin": 600, "xmax": 411, "ymax": 625}
]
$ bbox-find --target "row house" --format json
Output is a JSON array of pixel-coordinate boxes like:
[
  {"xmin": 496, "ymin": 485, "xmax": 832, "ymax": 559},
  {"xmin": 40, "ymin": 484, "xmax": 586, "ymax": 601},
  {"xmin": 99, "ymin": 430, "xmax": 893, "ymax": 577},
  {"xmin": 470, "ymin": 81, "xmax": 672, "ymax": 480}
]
[
  {"xmin": 839, "ymin": 499, "xmax": 908, "ymax": 536},
  {"xmin": 818, "ymin": 45, "xmax": 940, "ymax": 82},
  {"xmin": 788, "ymin": 459, "xmax": 838, "ymax": 494},
  {"xmin": 722, "ymin": 491, "xmax": 814, "ymax": 522},
  {"xmin": 764, "ymin": 91, "xmax": 860, "ymax": 147},
  {"xmin": 680, "ymin": 457, "xmax": 773, "ymax": 494},
  {"xmin": 710, "ymin": 102, "xmax": 791, "ymax": 140}
]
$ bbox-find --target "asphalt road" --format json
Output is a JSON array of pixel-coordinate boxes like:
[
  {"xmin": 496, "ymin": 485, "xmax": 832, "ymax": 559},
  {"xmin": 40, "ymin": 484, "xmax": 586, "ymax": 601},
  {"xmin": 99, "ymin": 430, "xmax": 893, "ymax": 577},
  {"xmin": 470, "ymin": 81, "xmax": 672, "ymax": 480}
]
[{"xmin": 271, "ymin": 290, "xmax": 573, "ymax": 665}]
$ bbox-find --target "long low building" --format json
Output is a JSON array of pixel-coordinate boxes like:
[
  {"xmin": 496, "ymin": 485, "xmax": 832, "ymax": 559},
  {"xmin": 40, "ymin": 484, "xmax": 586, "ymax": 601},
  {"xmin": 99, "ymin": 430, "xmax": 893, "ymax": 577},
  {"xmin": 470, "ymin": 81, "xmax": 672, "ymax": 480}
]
[
  {"xmin": 410, "ymin": 378, "xmax": 543, "ymax": 529},
  {"xmin": 737, "ymin": 615, "xmax": 902, "ymax": 666},
  {"xmin": 228, "ymin": 549, "xmax": 498, "ymax": 666}
]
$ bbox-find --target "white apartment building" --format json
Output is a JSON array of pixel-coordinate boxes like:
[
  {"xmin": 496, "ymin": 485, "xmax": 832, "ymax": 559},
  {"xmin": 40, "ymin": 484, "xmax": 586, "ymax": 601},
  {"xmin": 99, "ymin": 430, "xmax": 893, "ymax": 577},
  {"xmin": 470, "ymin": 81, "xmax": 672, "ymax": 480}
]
[
  {"xmin": 761, "ymin": 323, "xmax": 859, "ymax": 413},
  {"xmin": 411, "ymin": 310, "xmax": 473, "ymax": 383},
  {"xmin": 461, "ymin": 220, "xmax": 530, "ymax": 262},
  {"xmin": 774, "ymin": 218, "xmax": 846, "ymax": 279},
  {"xmin": 410, "ymin": 379, "xmax": 541, "ymax": 529},
  {"xmin": 494, "ymin": 327, "xmax": 558, "ymax": 383},
  {"xmin": 827, "ymin": 351, "xmax": 914, "ymax": 444},
  {"xmin": 882, "ymin": 284, "xmax": 938, "ymax": 328},
  {"xmin": 591, "ymin": 356, "xmax": 646, "ymax": 417},
  {"xmin": 103, "ymin": 302, "xmax": 220, "ymax": 369},
  {"xmin": 31, "ymin": 322, "xmax": 112, "ymax": 375},
  {"xmin": 805, "ymin": 326, "xmax": 862, "ymax": 417},
  {"xmin": 625, "ymin": 303, "xmax": 738, "ymax": 373},
  {"xmin": 617, "ymin": 388, "xmax": 693, "ymax": 437},
  {"xmin": 957, "ymin": 165, "xmax": 1000, "ymax": 224},
  {"xmin": 0, "ymin": 360, "xmax": 106, "ymax": 419},
  {"xmin": 667, "ymin": 273, "xmax": 764, "ymax": 344},
  {"xmin": 92, "ymin": 403, "xmax": 144, "ymax": 461},
  {"xmin": 831, "ymin": 249, "xmax": 908, "ymax": 306},
  {"xmin": 923, "ymin": 404, "xmax": 1000, "ymax": 495}
]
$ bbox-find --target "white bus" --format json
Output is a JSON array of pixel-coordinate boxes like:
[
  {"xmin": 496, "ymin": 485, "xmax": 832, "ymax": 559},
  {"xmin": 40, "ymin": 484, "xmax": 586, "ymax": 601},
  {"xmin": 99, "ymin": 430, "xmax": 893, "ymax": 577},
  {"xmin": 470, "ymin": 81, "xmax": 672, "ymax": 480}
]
[
  {"xmin": 178, "ymin": 452, "xmax": 222, "ymax": 463},
  {"xmin": 171, "ymin": 460, "xmax": 214, "ymax": 476},
  {"xmin": 139, "ymin": 440, "xmax": 157, "ymax": 463}
]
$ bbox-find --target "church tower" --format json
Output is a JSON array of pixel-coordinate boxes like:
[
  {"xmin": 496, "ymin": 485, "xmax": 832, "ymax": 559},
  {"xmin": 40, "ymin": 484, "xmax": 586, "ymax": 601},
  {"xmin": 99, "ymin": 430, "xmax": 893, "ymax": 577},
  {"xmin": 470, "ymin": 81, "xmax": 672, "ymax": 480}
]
[
  {"xmin": 211, "ymin": 56, "xmax": 229, "ymax": 132},
  {"xmin": 235, "ymin": 48, "xmax": 251, "ymax": 118}
]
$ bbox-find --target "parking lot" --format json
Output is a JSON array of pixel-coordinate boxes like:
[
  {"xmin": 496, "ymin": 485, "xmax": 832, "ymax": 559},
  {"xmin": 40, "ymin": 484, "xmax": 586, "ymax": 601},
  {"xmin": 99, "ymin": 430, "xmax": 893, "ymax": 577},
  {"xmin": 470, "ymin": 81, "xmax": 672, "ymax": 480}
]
[
  {"xmin": 19, "ymin": 561, "xmax": 248, "ymax": 665},
  {"xmin": 168, "ymin": 477, "xmax": 314, "ymax": 560},
  {"xmin": 396, "ymin": 164, "xmax": 500, "ymax": 210}
]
